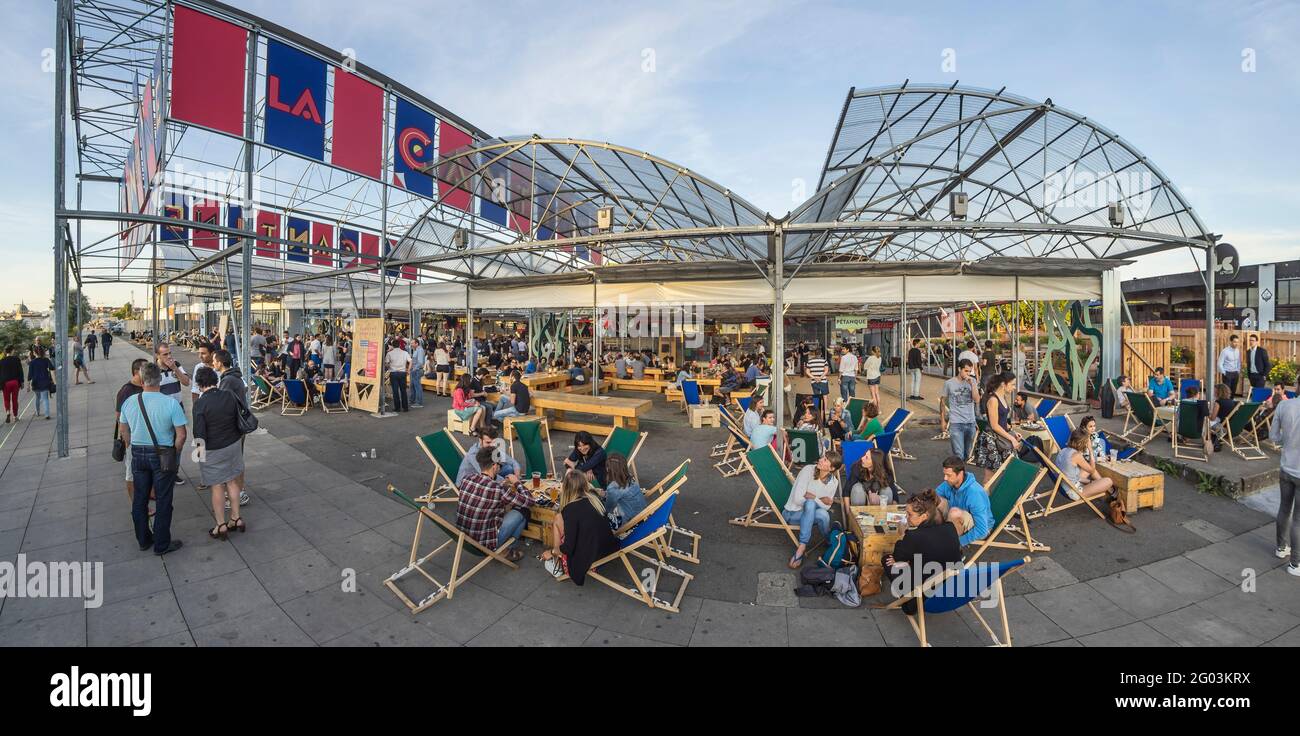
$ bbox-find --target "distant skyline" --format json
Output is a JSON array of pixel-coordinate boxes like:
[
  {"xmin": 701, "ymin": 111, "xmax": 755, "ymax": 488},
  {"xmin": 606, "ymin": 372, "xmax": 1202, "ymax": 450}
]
[{"xmin": 5, "ymin": 0, "xmax": 1298, "ymax": 307}]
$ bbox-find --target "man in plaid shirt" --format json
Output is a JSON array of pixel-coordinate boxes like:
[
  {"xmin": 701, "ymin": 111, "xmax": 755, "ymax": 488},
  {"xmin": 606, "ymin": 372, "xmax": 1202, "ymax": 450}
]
[{"xmin": 456, "ymin": 446, "xmax": 535, "ymax": 559}]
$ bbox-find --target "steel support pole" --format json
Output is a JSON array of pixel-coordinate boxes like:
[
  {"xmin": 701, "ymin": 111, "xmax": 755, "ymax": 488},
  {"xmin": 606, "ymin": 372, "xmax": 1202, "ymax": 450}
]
[
  {"xmin": 1013, "ymin": 277, "xmax": 1021, "ymax": 390},
  {"xmin": 53, "ymin": 0, "xmax": 70, "ymax": 457},
  {"xmin": 239, "ymin": 27, "xmax": 257, "ymax": 376},
  {"xmin": 772, "ymin": 227, "xmax": 785, "ymax": 430},
  {"xmin": 593, "ymin": 280, "xmax": 601, "ymax": 396},
  {"xmin": 899, "ymin": 276, "xmax": 908, "ymax": 410},
  {"xmin": 374, "ymin": 89, "xmax": 392, "ymax": 416},
  {"xmin": 1205, "ymin": 242, "xmax": 1216, "ymax": 393}
]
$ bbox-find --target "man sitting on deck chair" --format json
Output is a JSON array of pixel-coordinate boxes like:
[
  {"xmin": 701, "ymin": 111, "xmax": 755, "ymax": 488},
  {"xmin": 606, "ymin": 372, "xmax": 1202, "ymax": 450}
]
[
  {"xmin": 456, "ymin": 446, "xmax": 536, "ymax": 562},
  {"xmin": 456, "ymin": 425, "xmax": 521, "ymax": 486},
  {"xmin": 1148, "ymin": 367, "xmax": 1177, "ymax": 407},
  {"xmin": 934, "ymin": 456, "xmax": 994, "ymax": 549}
]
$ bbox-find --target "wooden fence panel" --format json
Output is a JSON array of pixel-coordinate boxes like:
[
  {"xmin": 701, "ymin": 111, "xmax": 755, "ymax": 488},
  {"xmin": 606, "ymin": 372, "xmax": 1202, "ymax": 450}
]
[{"xmin": 1122, "ymin": 325, "xmax": 1170, "ymax": 382}]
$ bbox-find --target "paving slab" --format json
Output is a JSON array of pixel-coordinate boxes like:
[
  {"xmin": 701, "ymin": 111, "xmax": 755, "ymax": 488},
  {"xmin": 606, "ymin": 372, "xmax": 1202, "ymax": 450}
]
[
  {"xmin": 689, "ymin": 599, "xmax": 788, "ymax": 647},
  {"xmin": 468, "ymin": 605, "xmax": 593, "ymax": 647},
  {"xmin": 1024, "ymin": 582, "xmax": 1136, "ymax": 638}
]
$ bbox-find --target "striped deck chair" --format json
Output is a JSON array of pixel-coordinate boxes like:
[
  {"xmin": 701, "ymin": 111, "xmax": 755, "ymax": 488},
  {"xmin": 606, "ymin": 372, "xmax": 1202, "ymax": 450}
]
[
  {"xmin": 881, "ymin": 408, "xmax": 915, "ymax": 460},
  {"xmin": 729, "ymin": 445, "xmax": 799, "ymax": 548},
  {"xmin": 1221, "ymin": 401, "xmax": 1266, "ymax": 460},
  {"xmin": 319, "ymin": 381, "xmax": 348, "ymax": 413},
  {"xmin": 1027, "ymin": 424, "xmax": 1108, "ymax": 523},
  {"xmin": 509, "ymin": 417, "xmax": 556, "ymax": 478},
  {"xmin": 713, "ymin": 418, "xmax": 752, "ymax": 477},
  {"xmin": 383, "ymin": 485, "xmax": 519, "ymax": 614},
  {"xmin": 883, "ymin": 557, "xmax": 1030, "ymax": 647},
  {"xmin": 281, "ymin": 379, "xmax": 310, "ymax": 416},
  {"xmin": 1171, "ymin": 399, "xmax": 1209, "ymax": 462},
  {"xmin": 967, "ymin": 456, "xmax": 1050, "ymax": 564},
  {"xmin": 1120, "ymin": 391, "xmax": 1167, "ymax": 447},
  {"xmin": 415, "ymin": 429, "xmax": 466, "ymax": 504},
  {"xmin": 583, "ymin": 490, "xmax": 694, "ymax": 613},
  {"xmin": 603, "ymin": 426, "xmax": 648, "ymax": 477},
  {"xmin": 643, "ymin": 459, "xmax": 699, "ymax": 563}
]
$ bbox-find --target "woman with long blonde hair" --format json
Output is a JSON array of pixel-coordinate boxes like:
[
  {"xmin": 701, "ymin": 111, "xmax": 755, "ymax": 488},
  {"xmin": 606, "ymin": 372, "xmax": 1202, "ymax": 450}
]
[{"xmin": 541, "ymin": 470, "xmax": 618, "ymax": 584}]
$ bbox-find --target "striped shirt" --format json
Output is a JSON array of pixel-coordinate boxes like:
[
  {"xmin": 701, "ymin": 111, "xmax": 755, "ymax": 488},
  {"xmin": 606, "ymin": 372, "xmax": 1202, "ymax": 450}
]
[{"xmin": 805, "ymin": 356, "xmax": 828, "ymax": 381}]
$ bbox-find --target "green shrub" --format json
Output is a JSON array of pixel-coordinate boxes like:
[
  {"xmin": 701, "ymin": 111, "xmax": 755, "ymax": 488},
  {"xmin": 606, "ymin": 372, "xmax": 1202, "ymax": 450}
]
[
  {"xmin": 1169, "ymin": 344, "xmax": 1193, "ymax": 365},
  {"xmin": 1269, "ymin": 359, "xmax": 1297, "ymax": 388}
]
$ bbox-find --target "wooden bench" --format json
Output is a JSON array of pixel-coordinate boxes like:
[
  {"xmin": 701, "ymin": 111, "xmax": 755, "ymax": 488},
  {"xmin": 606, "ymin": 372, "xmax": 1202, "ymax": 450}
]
[
  {"xmin": 561, "ymin": 379, "xmax": 611, "ymax": 394},
  {"xmin": 609, "ymin": 378, "xmax": 666, "ymax": 393},
  {"xmin": 529, "ymin": 390, "xmax": 652, "ymax": 436}
]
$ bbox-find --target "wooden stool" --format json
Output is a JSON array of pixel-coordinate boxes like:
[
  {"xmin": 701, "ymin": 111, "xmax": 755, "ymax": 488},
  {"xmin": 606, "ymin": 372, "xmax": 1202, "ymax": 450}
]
[
  {"xmin": 446, "ymin": 409, "xmax": 473, "ymax": 435},
  {"xmin": 688, "ymin": 404, "xmax": 720, "ymax": 429},
  {"xmin": 1098, "ymin": 460, "xmax": 1164, "ymax": 513}
]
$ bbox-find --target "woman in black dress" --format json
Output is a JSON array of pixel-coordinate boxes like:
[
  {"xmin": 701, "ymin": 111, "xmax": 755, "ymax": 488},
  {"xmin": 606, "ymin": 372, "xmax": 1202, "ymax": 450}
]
[
  {"xmin": 883, "ymin": 489, "xmax": 962, "ymax": 615},
  {"xmin": 541, "ymin": 470, "xmax": 619, "ymax": 584}
]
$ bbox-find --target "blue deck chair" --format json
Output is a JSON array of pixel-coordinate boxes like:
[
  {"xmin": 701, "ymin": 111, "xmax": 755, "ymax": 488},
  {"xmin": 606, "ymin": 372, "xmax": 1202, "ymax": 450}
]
[
  {"xmin": 713, "ymin": 404, "xmax": 741, "ymax": 457},
  {"xmin": 736, "ymin": 395, "xmax": 753, "ymax": 412},
  {"xmin": 1034, "ymin": 397, "xmax": 1059, "ymax": 419},
  {"xmin": 383, "ymin": 485, "xmax": 519, "ymax": 614},
  {"xmin": 1178, "ymin": 378, "xmax": 1203, "ymax": 400},
  {"xmin": 281, "ymin": 379, "xmax": 310, "ymax": 416},
  {"xmin": 580, "ymin": 491, "xmax": 694, "ymax": 612},
  {"xmin": 1249, "ymin": 386, "xmax": 1273, "ymax": 404},
  {"xmin": 682, "ymin": 379, "xmax": 703, "ymax": 408},
  {"xmin": 713, "ymin": 419, "xmax": 752, "ymax": 477},
  {"xmin": 320, "ymin": 381, "xmax": 348, "ymax": 413},
  {"xmin": 880, "ymin": 408, "xmax": 915, "ymax": 459},
  {"xmin": 1098, "ymin": 432, "xmax": 1138, "ymax": 461},
  {"xmin": 1027, "ymin": 420, "xmax": 1108, "ymax": 522},
  {"xmin": 643, "ymin": 460, "xmax": 700, "ymax": 563},
  {"xmin": 1043, "ymin": 415, "xmax": 1073, "ymax": 453},
  {"xmin": 883, "ymin": 556, "xmax": 1030, "ymax": 647}
]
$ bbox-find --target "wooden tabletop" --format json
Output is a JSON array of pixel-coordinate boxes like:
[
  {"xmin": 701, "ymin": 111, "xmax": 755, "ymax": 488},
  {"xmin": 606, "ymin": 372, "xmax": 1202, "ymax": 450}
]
[
  {"xmin": 531, "ymin": 390, "xmax": 652, "ymax": 417},
  {"xmin": 520, "ymin": 372, "xmax": 570, "ymax": 388},
  {"xmin": 1097, "ymin": 459, "xmax": 1160, "ymax": 479}
]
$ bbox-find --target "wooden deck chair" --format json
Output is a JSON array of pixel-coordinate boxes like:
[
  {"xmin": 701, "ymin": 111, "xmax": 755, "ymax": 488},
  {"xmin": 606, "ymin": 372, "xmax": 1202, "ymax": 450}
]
[
  {"xmin": 967, "ymin": 456, "xmax": 1051, "ymax": 563},
  {"xmin": 713, "ymin": 419, "xmax": 752, "ymax": 477},
  {"xmin": 1249, "ymin": 386, "xmax": 1272, "ymax": 404},
  {"xmin": 1221, "ymin": 401, "xmax": 1266, "ymax": 460},
  {"xmin": 787, "ymin": 428, "xmax": 823, "ymax": 467},
  {"xmin": 1034, "ymin": 397, "xmax": 1059, "ymax": 419},
  {"xmin": 1042, "ymin": 414, "xmax": 1074, "ymax": 454},
  {"xmin": 603, "ymin": 426, "xmax": 648, "ymax": 477},
  {"xmin": 881, "ymin": 407, "xmax": 915, "ymax": 460},
  {"xmin": 1171, "ymin": 399, "xmax": 1209, "ymax": 462},
  {"xmin": 1120, "ymin": 391, "xmax": 1167, "ymax": 447},
  {"xmin": 251, "ymin": 375, "xmax": 284, "ymax": 410},
  {"xmin": 643, "ymin": 459, "xmax": 700, "ymax": 564},
  {"xmin": 383, "ymin": 485, "xmax": 519, "ymax": 614},
  {"xmin": 845, "ymin": 397, "xmax": 868, "ymax": 437},
  {"xmin": 281, "ymin": 379, "xmax": 310, "ymax": 416},
  {"xmin": 736, "ymin": 395, "xmax": 753, "ymax": 412},
  {"xmin": 882, "ymin": 557, "xmax": 1030, "ymax": 647},
  {"xmin": 319, "ymin": 381, "xmax": 348, "ymax": 413},
  {"xmin": 1178, "ymin": 378, "xmax": 1203, "ymax": 401},
  {"xmin": 415, "ymin": 429, "xmax": 466, "ymax": 504},
  {"xmin": 729, "ymin": 445, "xmax": 799, "ymax": 548},
  {"xmin": 681, "ymin": 379, "xmax": 703, "ymax": 412},
  {"xmin": 713, "ymin": 404, "xmax": 742, "ymax": 457},
  {"xmin": 509, "ymin": 417, "xmax": 556, "ymax": 478},
  {"xmin": 1026, "ymin": 436, "xmax": 1108, "ymax": 523},
  {"xmin": 1098, "ymin": 432, "xmax": 1138, "ymax": 461},
  {"xmin": 584, "ymin": 490, "xmax": 694, "ymax": 613}
]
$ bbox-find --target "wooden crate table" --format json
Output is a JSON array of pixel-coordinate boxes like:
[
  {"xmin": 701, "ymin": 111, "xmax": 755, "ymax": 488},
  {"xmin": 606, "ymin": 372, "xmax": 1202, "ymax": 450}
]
[
  {"xmin": 687, "ymin": 403, "xmax": 720, "ymax": 428},
  {"xmin": 520, "ymin": 478, "xmax": 563, "ymax": 548},
  {"xmin": 530, "ymin": 390, "xmax": 652, "ymax": 436},
  {"xmin": 844, "ymin": 503, "xmax": 908, "ymax": 568},
  {"xmin": 1097, "ymin": 459, "xmax": 1164, "ymax": 512},
  {"xmin": 1017, "ymin": 422, "xmax": 1057, "ymax": 454}
]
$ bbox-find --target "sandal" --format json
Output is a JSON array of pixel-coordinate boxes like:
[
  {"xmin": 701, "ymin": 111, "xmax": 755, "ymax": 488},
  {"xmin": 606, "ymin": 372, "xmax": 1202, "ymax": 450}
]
[
  {"xmin": 503, "ymin": 549, "xmax": 525, "ymax": 562},
  {"xmin": 229, "ymin": 517, "xmax": 246, "ymax": 533},
  {"xmin": 787, "ymin": 552, "xmax": 805, "ymax": 569},
  {"xmin": 208, "ymin": 522, "xmax": 229, "ymax": 541}
]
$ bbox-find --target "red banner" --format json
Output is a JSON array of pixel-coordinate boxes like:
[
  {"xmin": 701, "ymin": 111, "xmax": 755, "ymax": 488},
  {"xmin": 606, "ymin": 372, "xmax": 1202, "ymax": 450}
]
[
  {"xmin": 331, "ymin": 68, "xmax": 384, "ymax": 179},
  {"xmin": 170, "ymin": 6, "xmax": 247, "ymax": 136},
  {"xmin": 255, "ymin": 211, "xmax": 280, "ymax": 258},
  {"xmin": 437, "ymin": 124, "xmax": 474, "ymax": 212},
  {"xmin": 311, "ymin": 221, "xmax": 334, "ymax": 266},
  {"xmin": 192, "ymin": 201, "xmax": 220, "ymax": 250}
]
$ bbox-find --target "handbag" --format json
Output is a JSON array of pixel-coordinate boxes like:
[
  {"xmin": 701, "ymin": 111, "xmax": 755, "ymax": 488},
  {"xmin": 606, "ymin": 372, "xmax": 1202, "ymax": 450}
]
[
  {"xmin": 111, "ymin": 420, "xmax": 125, "ymax": 463},
  {"xmin": 136, "ymin": 393, "xmax": 178, "ymax": 475}
]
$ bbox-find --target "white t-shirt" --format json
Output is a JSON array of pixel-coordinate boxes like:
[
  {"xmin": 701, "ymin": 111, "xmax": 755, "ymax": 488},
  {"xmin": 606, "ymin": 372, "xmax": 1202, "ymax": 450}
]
[
  {"xmin": 784, "ymin": 464, "xmax": 839, "ymax": 513},
  {"xmin": 864, "ymin": 355, "xmax": 882, "ymax": 380},
  {"xmin": 839, "ymin": 353, "xmax": 858, "ymax": 377},
  {"xmin": 434, "ymin": 348, "xmax": 449, "ymax": 366},
  {"xmin": 191, "ymin": 361, "xmax": 214, "ymax": 395},
  {"xmin": 385, "ymin": 348, "xmax": 411, "ymax": 373},
  {"xmin": 958, "ymin": 350, "xmax": 979, "ymax": 368},
  {"xmin": 309, "ymin": 339, "xmax": 322, "ymax": 356}
]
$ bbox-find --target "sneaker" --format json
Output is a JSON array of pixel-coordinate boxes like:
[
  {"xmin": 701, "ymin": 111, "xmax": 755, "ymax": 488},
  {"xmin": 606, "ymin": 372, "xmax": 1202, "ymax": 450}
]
[
  {"xmin": 224, "ymin": 491, "xmax": 251, "ymax": 510},
  {"xmin": 174, "ymin": 477, "xmax": 186, "ymax": 486},
  {"xmin": 1278, "ymin": 546, "xmax": 1292, "ymax": 560},
  {"xmin": 1288, "ymin": 564, "xmax": 1300, "ymax": 578},
  {"xmin": 1063, "ymin": 485, "xmax": 1080, "ymax": 501}
]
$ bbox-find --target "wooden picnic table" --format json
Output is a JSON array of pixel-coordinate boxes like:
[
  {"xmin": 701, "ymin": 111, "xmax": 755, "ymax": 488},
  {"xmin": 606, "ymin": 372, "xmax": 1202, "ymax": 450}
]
[
  {"xmin": 520, "ymin": 371, "xmax": 571, "ymax": 391},
  {"xmin": 601, "ymin": 365, "xmax": 666, "ymax": 379},
  {"xmin": 529, "ymin": 389, "xmax": 652, "ymax": 435},
  {"xmin": 844, "ymin": 503, "xmax": 907, "ymax": 568}
]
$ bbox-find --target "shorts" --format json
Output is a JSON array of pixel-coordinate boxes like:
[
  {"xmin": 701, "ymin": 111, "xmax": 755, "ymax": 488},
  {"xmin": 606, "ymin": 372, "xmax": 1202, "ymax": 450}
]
[
  {"xmin": 811, "ymin": 381, "xmax": 829, "ymax": 395},
  {"xmin": 867, "ymin": 377, "xmax": 881, "ymax": 386},
  {"xmin": 436, "ymin": 365, "xmax": 452, "ymax": 374}
]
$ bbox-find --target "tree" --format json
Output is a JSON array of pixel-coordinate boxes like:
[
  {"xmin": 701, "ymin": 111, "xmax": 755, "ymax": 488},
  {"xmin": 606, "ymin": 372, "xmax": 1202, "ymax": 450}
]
[
  {"xmin": 111, "ymin": 302, "xmax": 134, "ymax": 320},
  {"xmin": 49, "ymin": 289, "xmax": 93, "ymax": 334},
  {"xmin": 0, "ymin": 321, "xmax": 36, "ymax": 357}
]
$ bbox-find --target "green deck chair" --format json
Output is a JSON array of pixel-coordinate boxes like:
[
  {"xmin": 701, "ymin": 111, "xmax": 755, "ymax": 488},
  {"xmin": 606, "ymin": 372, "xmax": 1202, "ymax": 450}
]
[
  {"xmin": 729, "ymin": 445, "xmax": 799, "ymax": 548},
  {"xmin": 415, "ymin": 429, "xmax": 466, "ymax": 504},
  {"xmin": 383, "ymin": 485, "xmax": 518, "ymax": 614},
  {"xmin": 1222, "ymin": 401, "xmax": 1266, "ymax": 460},
  {"xmin": 845, "ymin": 398, "xmax": 868, "ymax": 438},
  {"xmin": 508, "ymin": 417, "xmax": 556, "ymax": 478},
  {"xmin": 965, "ymin": 455, "xmax": 1050, "ymax": 564},
  {"xmin": 787, "ymin": 428, "xmax": 823, "ymax": 467},
  {"xmin": 1121, "ymin": 390, "xmax": 1167, "ymax": 447},
  {"xmin": 603, "ymin": 425, "xmax": 648, "ymax": 477},
  {"xmin": 1171, "ymin": 399, "xmax": 1209, "ymax": 462}
]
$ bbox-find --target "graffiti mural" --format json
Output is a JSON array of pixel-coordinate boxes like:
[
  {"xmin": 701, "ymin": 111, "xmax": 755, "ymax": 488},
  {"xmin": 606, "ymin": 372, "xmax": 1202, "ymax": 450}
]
[{"xmin": 1034, "ymin": 301, "xmax": 1101, "ymax": 401}]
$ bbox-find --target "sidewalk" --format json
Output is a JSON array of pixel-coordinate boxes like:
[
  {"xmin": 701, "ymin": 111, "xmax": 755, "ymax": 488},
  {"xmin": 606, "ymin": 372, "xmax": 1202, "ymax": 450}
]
[{"xmin": 0, "ymin": 341, "xmax": 1295, "ymax": 647}]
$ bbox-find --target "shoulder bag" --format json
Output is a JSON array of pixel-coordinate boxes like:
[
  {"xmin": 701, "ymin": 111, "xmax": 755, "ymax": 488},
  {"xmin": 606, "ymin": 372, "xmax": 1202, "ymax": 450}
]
[{"xmin": 136, "ymin": 393, "xmax": 178, "ymax": 474}]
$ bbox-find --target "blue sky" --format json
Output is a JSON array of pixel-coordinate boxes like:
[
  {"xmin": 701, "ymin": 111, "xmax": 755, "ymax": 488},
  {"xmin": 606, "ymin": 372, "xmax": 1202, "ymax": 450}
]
[{"xmin": 3, "ymin": 0, "xmax": 1297, "ymax": 308}]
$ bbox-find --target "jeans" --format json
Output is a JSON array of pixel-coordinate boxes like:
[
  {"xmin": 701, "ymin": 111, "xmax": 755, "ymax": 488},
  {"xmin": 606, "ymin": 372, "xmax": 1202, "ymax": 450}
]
[
  {"xmin": 782, "ymin": 499, "xmax": 830, "ymax": 545},
  {"xmin": 496, "ymin": 508, "xmax": 527, "ymax": 549},
  {"xmin": 102, "ymin": 342, "xmax": 110, "ymax": 358},
  {"xmin": 88, "ymin": 346, "xmax": 96, "ymax": 360},
  {"xmin": 389, "ymin": 371, "xmax": 409, "ymax": 412},
  {"xmin": 1279, "ymin": 470, "xmax": 1299, "ymax": 566},
  {"xmin": 910, "ymin": 368, "xmax": 922, "ymax": 396},
  {"xmin": 34, "ymin": 389, "xmax": 50, "ymax": 417},
  {"xmin": 409, "ymin": 368, "xmax": 424, "ymax": 405},
  {"xmin": 131, "ymin": 446, "xmax": 176, "ymax": 554},
  {"xmin": 840, "ymin": 376, "xmax": 856, "ymax": 402},
  {"xmin": 949, "ymin": 421, "xmax": 977, "ymax": 460},
  {"xmin": 492, "ymin": 396, "xmax": 521, "ymax": 421}
]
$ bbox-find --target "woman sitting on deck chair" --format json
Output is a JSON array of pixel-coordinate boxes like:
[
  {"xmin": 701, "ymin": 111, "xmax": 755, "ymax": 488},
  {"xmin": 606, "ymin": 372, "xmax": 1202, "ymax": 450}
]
[
  {"xmin": 848, "ymin": 448, "xmax": 899, "ymax": 505},
  {"xmin": 601, "ymin": 452, "xmax": 646, "ymax": 530},
  {"xmin": 541, "ymin": 470, "xmax": 619, "ymax": 584},
  {"xmin": 564, "ymin": 431, "xmax": 608, "ymax": 487},
  {"xmin": 883, "ymin": 489, "xmax": 962, "ymax": 615},
  {"xmin": 1055, "ymin": 428, "xmax": 1115, "ymax": 502},
  {"xmin": 783, "ymin": 450, "xmax": 844, "ymax": 570}
]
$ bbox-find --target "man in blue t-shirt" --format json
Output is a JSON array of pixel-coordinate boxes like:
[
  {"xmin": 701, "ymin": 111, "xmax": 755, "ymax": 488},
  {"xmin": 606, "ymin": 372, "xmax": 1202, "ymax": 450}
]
[
  {"xmin": 118, "ymin": 362, "xmax": 187, "ymax": 556},
  {"xmin": 1147, "ymin": 367, "xmax": 1176, "ymax": 406}
]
